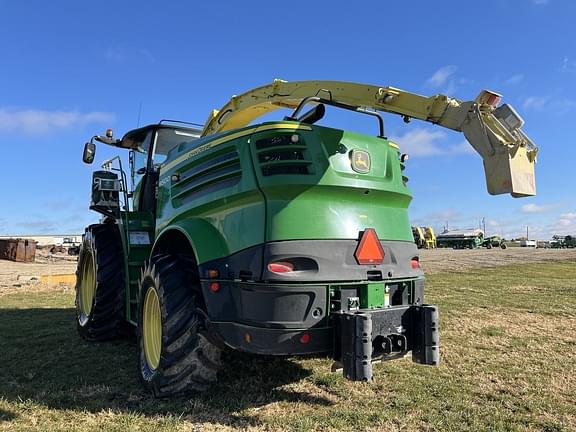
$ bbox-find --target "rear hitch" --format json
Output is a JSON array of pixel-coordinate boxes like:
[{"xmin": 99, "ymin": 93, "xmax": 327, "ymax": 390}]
[{"xmin": 333, "ymin": 305, "xmax": 440, "ymax": 381}]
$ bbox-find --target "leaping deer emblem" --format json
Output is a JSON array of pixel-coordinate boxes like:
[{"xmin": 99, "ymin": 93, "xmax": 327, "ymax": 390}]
[{"xmin": 353, "ymin": 151, "xmax": 370, "ymax": 172}]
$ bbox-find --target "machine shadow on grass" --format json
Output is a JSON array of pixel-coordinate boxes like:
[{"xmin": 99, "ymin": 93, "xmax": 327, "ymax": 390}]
[
  {"xmin": 0, "ymin": 408, "xmax": 17, "ymax": 422},
  {"xmin": 0, "ymin": 307, "xmax": 332, "ymax": 428}
]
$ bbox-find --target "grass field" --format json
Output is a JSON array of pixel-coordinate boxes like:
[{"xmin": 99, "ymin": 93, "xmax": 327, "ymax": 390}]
[{"xmin": 1, "ymin": 262, "xmax": 575, "ymax": 431}]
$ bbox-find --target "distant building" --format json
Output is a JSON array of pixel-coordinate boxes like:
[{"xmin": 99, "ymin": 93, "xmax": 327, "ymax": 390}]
[
  {"xmin": 520, "ymin": 240, "xmax": 537, "ymax": 248},
  {"xmin": 0, "ymin": 234, "xmax": 82, "ymax": 247}
]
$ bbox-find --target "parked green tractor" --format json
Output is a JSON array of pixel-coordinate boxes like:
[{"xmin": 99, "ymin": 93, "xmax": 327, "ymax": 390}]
[
  {"xmin": 482, "ymin": 235, "xmax": 508, "ymax": 249},
  {"xmin": 565, "ymin": 235, "xmax": 576, "ymax": 248},
  {"xmin": 436, "ymin": 229, "xmax": 485, "ymax": 249},
  {"xmin": 76, "ymin": 80, "xmax": 537, "ymax": 396}
]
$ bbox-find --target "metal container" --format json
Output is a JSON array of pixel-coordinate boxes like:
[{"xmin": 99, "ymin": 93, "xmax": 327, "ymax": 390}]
[{"xmin": 0, "ymin": 238, "xmax": 36, "ymax": 262}]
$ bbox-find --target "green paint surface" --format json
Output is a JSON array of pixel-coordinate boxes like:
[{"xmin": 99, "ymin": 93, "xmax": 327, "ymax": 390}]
[
  {"xmin": 360, "ymin": 282, "xmax": 385, "ymax": 309},
  {"xmin": 154, "ymin": 122, "xmax": 413, "ymax": 264}
]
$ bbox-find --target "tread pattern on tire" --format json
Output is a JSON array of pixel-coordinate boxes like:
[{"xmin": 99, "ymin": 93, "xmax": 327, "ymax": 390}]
[
  {"xmin": 138, "ymin": 254, "xmax": 222, "ymax": 397},
  {"xmin": 75, "ymin": 223, "xmax": 125, "ymax": 341}
]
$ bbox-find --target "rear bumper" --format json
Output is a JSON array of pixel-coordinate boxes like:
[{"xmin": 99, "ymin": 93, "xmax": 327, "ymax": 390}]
[
  {"xmin": 208, "ymin": 321, "xmax": 332, "ymax": 355},
  {"xmin": 207, "ymin": 303, "xmax": 439, "ymax": 368},
  {"xmin": 204, "ymin": 278, "xmax": 439, "ymax": 381}
]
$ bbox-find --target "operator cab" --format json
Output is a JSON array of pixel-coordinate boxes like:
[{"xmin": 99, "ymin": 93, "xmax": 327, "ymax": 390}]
[
  {"xmin": 83, "ymin": 121, "xmax": 202, "ymax": 214},
  {"xmin": 124, "ymin": 123, "xmax": 202, "ymax": 213}
]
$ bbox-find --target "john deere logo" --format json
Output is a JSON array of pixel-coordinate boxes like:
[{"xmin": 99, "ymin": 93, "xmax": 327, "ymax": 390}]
[{"xmin": 351, "ymin": 149, "xmax": 371, "ymax": 173}]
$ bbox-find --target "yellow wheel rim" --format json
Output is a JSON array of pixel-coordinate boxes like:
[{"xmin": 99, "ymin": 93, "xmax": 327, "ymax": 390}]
[
  {"xmin": 143, "ymin": 286, "xmax": 162, "ymax": 370},
  {"xmin": 78, "ymin": 252, "xmax": 96, "ymax": 318}
]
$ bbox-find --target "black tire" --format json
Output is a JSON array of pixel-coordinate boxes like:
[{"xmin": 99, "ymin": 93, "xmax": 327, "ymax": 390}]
[
  {"xmin": 500, "ymin": 243, "xmax": 507, "ymax": 249},
  {"xmin": 486, "ymin": 243, "xmax": 492, "ymax": 249},
  {"xmin": 75, "ymin": 224, "xmax": 126, "ymax": 341},
  {"xmin": 138, "ymin": 254, "xmax": 222, "ymax": 397}
]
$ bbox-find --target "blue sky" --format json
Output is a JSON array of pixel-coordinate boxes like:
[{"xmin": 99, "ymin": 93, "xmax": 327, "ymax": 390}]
[{"xmin": 0, "ymin": 0, "xmax": 574, "ymax": 239}]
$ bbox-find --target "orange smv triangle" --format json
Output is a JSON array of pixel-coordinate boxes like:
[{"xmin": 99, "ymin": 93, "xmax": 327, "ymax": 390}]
[{"xmin": 354, "ymin": 228, "xmax": 385, "ymax": 265}]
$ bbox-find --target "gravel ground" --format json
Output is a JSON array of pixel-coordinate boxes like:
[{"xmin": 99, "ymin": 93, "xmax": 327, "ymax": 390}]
[
  {"xmin": 0, "ymin": 249, "xmax": 78, "ymax": 290},
  {"xmin": 419, "ymin": 247, "xmax": 576, "ymax": 274}
]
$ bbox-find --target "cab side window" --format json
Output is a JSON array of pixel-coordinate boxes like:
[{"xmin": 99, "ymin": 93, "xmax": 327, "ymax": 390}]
[{"xmin": 132, "ymin": 131, "xmax": 153, "ymax": 190}]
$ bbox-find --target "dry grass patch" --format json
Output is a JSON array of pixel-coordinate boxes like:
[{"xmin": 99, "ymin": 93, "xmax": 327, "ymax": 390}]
[{"xmin": 0, "ymin": 262, "xmax": 575, "ymax": 431}]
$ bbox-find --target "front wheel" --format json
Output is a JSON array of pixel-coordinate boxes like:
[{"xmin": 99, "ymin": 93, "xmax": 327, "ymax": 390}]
[
  {"xmin": 138, "ymin": 254, "xmax": 222, "ymax": 397},
  {"xmin": 75, "ymin": 224, "xmax": 126, "ymax": 341}
]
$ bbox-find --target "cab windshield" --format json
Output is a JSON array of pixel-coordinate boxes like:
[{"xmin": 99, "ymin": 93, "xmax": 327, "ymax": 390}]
[{"xmin": 154, "ymin": 127, "xmax": 202, "ymax": 163}]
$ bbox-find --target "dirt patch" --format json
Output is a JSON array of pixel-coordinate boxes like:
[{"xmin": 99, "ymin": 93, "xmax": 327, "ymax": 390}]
[{"xmin": 0, "ymin": 248, "xmax": 77, "ymax": 292}]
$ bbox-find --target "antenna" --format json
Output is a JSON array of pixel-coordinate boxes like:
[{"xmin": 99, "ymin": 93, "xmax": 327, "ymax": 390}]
[{"xmin": 136, "ymin": 101, "xmax": 143, "ymax": 127}]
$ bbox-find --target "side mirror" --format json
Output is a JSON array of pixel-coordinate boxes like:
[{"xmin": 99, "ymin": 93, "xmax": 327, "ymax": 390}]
[{"xmin": 83, "ymin": 142, "xmax": 96, "ymax": 164}]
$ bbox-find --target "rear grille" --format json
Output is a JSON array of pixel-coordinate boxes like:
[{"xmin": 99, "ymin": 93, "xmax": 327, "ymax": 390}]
[{"xmin": 255, "ymin": 134, "xmax": 312, "ymax": 176}]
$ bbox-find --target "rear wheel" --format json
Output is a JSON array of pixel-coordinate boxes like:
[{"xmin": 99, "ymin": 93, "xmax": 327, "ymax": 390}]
[
  {"xmin": 75, "ymin": 224, "xmax": 126, "ymax": 341},
  {"xmin": 138, "ymin": 254, "xmax": 222, "ymax": 397}
]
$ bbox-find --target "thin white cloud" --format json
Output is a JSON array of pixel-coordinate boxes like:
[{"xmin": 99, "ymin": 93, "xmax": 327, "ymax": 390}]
[
  {"xmin": 532, "ymin": 0, "xmax": 549, "ymax": 5},
  {"xmin": 450, "ymin": 140, "xmax": 477, "ymax": 155},
  {"xmin": 429, "ymin": 208, "xmax": 460, "ymax": 222},
  {"xmin": 393, "ymin": 129, "xmax": 446, "ymax": 156},
  {"xmin": 523, "ymin": 96, "xmax": 549, "ymax": 110},
  {"xmin": 138, "ymin": 49, "xmax": 156, "ymax": 64},
  {"xmin": 548, "ymin": 212, "xmax": 576, "ymax": 235},
  {"xmin": 0, "ymin": 109, "xmax": 114, "ymax": 135},
  {"xmin": 560, "ymin": 56, "xmax": 576, "ymax": 73},
  {"xmin": 392, "ymin": 128, "xmax": 476, "ymax": 157},
  {"xmin": 557, "ymin": 212, "xmax": 576, "ymax": 227},
  {"xmin": 411, "ymin": 208, "xmax": 461, "ymax": 230},
  {"xmin": 505, "ymin": 74, "xmax": 524, "ymax": 85},
  {"xmin": 16, "ymin": 220, "xmax": 58, "ymax": 233},
  {"xmin": 106, "ymin": 46, "xmax": 156, "ymax": 64},
  {"xmin": 520, "ymin": 203, "xmax": 554, "ymax": 213},
  {"xmin": 553, "ymin": 98, "xmax": 576, "ymax": 113},
  {"xmin": 426, "ymin": 65, "xmax": 457, "ymax": 88},
  {"xmin": 105, "ymin": 47, "xmax": 124, "ymax": 62},
  {"xmin": 522, "ymin": 95, "xmax": 576, "ymax": 113}
]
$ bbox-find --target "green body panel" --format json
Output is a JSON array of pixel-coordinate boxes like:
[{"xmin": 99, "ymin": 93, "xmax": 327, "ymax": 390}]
[
  {"xmin": 155, "ymin": 122, "xmax": 413, "ymax": 265},
  {"xmin": 251, "ymin": 126, "xmax": 413, "ymax": 242},
  {"xmin": 360, "ymin": 282, "xmax": 385, "ymax": 309},
  {"xmin": 117, "ymin": 211, "xmax": 154, "ymax": 324},
  {"xmin": 155, "ymin": 131, "xmax": 266, "ymax": 264}
]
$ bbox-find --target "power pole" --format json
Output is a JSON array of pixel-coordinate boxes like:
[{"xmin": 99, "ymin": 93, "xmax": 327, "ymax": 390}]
[{"xmin": 526, "ymin": 225, "xmax": 529, "ymax": 240}]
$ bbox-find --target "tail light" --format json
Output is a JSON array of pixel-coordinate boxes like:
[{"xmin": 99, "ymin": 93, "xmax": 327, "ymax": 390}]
[
  {"xmin": 411, "ymin": 257, "xmax": 420, "ymax": 269},
  {"xmin": 267, "ymin": 261, "xmax": 294, "ymax": 273}
]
